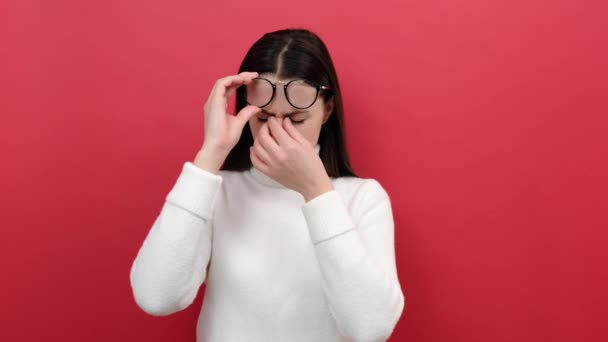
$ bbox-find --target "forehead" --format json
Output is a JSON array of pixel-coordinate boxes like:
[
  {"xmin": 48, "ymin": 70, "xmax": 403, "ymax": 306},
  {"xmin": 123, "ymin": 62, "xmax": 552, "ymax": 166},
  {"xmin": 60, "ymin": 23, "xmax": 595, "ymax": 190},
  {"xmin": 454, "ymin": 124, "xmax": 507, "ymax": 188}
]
[{"xmin": 257, "ymin": 73, "xmax": 298, "ymax": 83}]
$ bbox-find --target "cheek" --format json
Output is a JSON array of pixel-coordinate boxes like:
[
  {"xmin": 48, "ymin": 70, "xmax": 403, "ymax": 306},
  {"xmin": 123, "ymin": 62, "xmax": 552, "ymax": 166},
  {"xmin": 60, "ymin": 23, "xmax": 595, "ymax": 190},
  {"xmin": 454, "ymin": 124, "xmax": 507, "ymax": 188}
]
[
  {"xmin": 292, "ymin": 123, "xmax": 315, "ymax": 141},
  {"xmin": 249, "ymin": 120, "xmax": 261, "ymax": 139}
]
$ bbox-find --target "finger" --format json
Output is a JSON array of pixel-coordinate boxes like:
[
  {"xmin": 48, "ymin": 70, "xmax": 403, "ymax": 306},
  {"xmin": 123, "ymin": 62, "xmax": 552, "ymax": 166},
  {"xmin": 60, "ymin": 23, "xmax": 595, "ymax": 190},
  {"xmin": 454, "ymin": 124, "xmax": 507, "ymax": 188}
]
[
  {"xmin": 266, "ymin": 116, "xmax": 292, "ymax": 146},
  {"xmin": 258, "ymin": 122, "xmax": 281, "ymax": 155},
  {"xmin": 222, "ymin": 72, "xmax": 259, "ymax": 92},
  {"xmin": 253, "ymin": 137, "xmax": 273, "ymax": 165},
  {"xmin": 207, "ymin": 76, "xmax": 245, "ymax": 111},
  {"xmin": 238, "ymin": 71, "xmax": 259, "ymax": 77},
  {"xmin": 250, "ymin": 145, "xmax": 271, "ymax": 172},
  {"xmin": 215, "ymin": 75, "xmax": 252, "ymax": 98},
  {"xmin": 209, "ymin": 72, "xmax": 259, "ymax": 109},
  {"xmin": 226, "ymin": 74, "xmax": 258, "ymax": 98},
  {"xmin": 282, "ymin": 117, "xmax": 307, "ymax": 144},
  {"xmin": 234, "ymin": 105, "xmax": 261, "ymax": 127}
]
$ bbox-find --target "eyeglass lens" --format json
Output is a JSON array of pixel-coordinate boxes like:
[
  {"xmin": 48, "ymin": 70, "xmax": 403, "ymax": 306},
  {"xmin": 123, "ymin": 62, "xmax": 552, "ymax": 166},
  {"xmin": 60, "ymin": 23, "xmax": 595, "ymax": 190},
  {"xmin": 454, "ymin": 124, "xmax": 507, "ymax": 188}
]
[{"xmin": 244, "ymin": 78, "xmax": 319, "ymax": 109}]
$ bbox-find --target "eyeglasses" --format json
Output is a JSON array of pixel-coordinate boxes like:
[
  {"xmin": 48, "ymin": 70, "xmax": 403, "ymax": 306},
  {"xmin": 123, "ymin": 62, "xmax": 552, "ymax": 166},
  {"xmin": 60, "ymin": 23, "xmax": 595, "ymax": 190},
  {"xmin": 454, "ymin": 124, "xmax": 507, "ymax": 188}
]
[{"xmin": 243, "ymin": 77, "xmax": 332, "ymax": 110}]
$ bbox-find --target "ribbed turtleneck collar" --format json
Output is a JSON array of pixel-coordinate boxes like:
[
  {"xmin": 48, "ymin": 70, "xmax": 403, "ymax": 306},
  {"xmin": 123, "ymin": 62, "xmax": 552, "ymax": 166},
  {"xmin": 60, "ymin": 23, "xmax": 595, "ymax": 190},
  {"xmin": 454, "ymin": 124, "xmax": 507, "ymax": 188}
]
[{"xmin": 249, "ymin": 143, "xmax": 321, "ymax": 189}]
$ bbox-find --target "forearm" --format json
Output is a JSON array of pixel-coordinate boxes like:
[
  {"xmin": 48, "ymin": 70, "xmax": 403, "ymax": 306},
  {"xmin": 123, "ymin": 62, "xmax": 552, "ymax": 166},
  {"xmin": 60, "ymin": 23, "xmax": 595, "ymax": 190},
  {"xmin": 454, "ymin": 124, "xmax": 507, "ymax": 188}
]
[
  {"xmin": 302, "ymin": 189, "xmax": 404, "ymax": 341},
  {"xmin": 130, "ymin": 203, "xmax": 212, "ymax": 315},
  {"xmin": 130, "ymin": 161, "xmax": 223, "ymax": 316},
  {"xmin": 314, "ymin": 230, "xmax": 404, "ymax": 341}
]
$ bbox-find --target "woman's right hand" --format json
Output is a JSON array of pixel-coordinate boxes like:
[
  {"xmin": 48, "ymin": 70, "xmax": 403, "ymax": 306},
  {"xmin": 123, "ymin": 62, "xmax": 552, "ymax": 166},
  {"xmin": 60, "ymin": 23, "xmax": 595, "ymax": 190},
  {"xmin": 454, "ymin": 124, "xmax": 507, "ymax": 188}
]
[
  {"xmin": 202, "ymin": 71, "xmax": 261, "ymax": 152},
  {"xmin": 195, "ymin": 72, "xmax": 261, "ymax": 172}
]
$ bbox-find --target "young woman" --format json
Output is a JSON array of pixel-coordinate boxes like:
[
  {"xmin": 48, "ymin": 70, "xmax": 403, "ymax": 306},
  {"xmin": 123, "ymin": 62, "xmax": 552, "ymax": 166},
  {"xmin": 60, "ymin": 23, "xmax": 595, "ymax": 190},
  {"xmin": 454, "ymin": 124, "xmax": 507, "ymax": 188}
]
[{"xmin": 130, "ymin": 28, "xmax": 405, "ymax": 342}]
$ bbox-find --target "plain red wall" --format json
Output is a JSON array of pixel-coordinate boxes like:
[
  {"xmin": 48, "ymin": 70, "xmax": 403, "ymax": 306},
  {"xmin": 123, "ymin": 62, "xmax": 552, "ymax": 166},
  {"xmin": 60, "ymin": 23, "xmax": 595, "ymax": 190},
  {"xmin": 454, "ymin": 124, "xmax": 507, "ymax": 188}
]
[{"xmin": 1, "ymin": 0, "xmax": 606, "ymax": 341}]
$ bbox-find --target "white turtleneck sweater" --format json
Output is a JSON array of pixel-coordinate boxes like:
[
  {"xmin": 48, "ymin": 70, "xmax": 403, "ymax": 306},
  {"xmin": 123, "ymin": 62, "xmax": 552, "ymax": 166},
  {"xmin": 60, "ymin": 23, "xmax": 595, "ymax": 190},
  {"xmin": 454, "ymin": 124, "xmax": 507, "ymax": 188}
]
[{"xmin": 130, "ymin": 144, "xmax": 405, "ymax": 342}]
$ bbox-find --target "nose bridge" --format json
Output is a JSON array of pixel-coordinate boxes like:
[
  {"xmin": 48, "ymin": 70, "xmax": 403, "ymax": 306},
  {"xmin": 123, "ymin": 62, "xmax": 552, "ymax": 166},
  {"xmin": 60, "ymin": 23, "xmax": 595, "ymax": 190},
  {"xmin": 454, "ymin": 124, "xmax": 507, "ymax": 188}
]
[{"xmin": 266, "ymin": 81, "xmax": 290, "ymax": 117}]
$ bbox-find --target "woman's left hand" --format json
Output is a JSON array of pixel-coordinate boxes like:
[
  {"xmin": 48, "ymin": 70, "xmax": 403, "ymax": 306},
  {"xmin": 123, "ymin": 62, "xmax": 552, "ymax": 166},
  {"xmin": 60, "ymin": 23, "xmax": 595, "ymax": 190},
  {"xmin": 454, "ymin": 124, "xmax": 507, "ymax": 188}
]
[{"xmin": 250, "ymin": 116, "xmax": 334, "ymax": 201}]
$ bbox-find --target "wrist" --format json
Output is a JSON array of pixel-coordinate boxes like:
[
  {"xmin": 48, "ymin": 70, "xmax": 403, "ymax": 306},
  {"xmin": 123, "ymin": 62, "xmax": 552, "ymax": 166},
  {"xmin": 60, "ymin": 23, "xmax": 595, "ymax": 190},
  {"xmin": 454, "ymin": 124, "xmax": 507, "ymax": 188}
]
[
  {"xmin": 193, "ymin": 146, "xmax": 227, "ymax": 174},
  {"xmin": 302, "ymin": 177, "xmax": 334, "ymax": 202}
]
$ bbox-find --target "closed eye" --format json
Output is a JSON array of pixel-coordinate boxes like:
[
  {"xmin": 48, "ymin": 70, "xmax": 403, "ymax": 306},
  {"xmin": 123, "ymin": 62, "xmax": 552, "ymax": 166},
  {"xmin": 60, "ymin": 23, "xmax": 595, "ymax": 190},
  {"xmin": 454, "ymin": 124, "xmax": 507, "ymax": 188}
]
[{"xmin": 256, "ymin": 117, "xmax": 305, "ymax": 124}]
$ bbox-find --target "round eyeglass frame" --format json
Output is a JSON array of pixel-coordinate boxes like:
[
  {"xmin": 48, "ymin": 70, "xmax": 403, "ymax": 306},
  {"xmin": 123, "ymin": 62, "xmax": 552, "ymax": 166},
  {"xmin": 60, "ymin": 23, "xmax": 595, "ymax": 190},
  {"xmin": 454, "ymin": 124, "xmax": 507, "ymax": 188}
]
[{"xmin": 244, "ymin": 77, "xmax": 332, "ymax": 110}]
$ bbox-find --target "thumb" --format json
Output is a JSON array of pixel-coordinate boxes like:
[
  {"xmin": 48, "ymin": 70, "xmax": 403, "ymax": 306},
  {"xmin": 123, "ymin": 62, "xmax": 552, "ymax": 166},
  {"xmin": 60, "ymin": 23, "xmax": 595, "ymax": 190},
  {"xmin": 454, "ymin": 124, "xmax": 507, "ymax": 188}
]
[{"xmin": 235, "ymin": 105, "xmax": 261, "ymax": 128}]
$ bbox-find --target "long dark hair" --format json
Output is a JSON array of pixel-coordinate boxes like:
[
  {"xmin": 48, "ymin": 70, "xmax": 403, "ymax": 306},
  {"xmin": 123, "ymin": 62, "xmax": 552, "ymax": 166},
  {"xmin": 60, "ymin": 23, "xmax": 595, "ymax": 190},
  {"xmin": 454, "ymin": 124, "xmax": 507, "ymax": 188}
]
[{"xmin": 221, "ymin": 28, "xmax": 358, "ymax": 178}]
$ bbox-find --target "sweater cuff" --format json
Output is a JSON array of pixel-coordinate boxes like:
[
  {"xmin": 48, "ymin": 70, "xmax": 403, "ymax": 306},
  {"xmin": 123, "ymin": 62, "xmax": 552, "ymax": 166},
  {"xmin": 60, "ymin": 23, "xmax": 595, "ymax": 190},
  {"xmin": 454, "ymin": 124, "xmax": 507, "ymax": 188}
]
[
  {"xmin": 165, "ymin": 161, "xmax": 223, "ymax": 220},
  {"xmin": 301, "ymin": 190, "xmax": 355, "ymax": 245}
]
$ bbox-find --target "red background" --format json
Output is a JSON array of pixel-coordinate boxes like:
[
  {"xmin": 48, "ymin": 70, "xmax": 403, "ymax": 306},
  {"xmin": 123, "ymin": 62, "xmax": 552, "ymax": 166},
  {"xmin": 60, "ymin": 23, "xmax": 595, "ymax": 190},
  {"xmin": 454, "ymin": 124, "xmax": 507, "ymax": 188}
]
[{"xmin": 1, "ymin": 0, "xmax": 607, "ymax": 341}]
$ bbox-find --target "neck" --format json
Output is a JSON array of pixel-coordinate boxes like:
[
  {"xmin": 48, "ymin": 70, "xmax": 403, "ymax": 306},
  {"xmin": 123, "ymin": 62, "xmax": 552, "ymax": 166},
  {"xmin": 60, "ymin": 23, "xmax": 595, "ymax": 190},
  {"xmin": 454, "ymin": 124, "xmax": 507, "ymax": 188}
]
[{"xmin": 249, "ymin": 143, "xmax": 321, "ymax": 189}]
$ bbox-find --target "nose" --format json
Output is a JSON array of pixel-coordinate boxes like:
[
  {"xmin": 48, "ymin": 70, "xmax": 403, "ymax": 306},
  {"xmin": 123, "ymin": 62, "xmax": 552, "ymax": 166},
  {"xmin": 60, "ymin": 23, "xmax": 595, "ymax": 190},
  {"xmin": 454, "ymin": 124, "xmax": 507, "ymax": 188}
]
[{"xmin": 263, "ymin": 88, "xmax": 292, "ymax": 118}]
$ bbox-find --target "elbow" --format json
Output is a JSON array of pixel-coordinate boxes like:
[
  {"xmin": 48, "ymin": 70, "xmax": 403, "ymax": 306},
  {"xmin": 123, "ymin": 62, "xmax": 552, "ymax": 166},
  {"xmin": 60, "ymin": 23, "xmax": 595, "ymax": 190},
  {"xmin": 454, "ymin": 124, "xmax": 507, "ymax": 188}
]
[
  {"xmin": 341, "ymin": 292, "xmax": 406, "ymax": 342},
  {"xmin": 371, "ymin": 292, "xmax": 405, "ymax": 341},
  {"xmin": 129, "ymin": 261, "xmax": 196, "ymax": 316},
  {"xmin": 132, "ymin": 294, "xmax": 189, "ymax": 317},
  {"xmin": 130, "ymin": 280, "xmax": 195, "ymax": 316}
]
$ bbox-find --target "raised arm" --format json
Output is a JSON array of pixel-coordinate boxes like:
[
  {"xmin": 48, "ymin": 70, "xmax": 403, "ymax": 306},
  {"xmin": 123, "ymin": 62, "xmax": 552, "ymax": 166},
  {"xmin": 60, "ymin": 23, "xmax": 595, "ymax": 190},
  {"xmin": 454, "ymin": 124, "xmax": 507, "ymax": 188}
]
[
  {"xmin": 129, "ymin": 161, "xmax": 222, "ymax": 316},
  {"xmin": 130, "ymin": 71, "xmax": 262, "ymax": 316}
]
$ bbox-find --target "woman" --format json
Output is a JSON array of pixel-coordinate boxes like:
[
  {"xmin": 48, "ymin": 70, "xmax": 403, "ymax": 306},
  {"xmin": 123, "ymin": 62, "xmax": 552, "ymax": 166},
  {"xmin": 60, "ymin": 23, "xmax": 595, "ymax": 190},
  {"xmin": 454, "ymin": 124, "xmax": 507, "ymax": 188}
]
[{"xmin": 130, "ymin": 28, "xmax": 405, "ymax": 342}]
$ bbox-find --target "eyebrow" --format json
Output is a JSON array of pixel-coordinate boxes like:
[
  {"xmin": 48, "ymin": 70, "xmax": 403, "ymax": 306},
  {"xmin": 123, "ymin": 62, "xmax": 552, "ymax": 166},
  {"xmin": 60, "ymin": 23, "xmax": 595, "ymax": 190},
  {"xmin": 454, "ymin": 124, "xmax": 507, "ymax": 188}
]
[{"xmin": 260, "ymin": 110, "xmax": 307, "ymax": 116}]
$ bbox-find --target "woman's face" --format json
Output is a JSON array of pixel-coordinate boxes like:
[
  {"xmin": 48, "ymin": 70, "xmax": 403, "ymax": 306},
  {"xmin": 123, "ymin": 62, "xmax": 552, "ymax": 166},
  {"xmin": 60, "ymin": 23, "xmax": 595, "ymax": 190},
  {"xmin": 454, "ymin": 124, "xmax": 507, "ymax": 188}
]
[{"xmin": 248, "ymin": 73, "xmax": 334, "ymax": 147}]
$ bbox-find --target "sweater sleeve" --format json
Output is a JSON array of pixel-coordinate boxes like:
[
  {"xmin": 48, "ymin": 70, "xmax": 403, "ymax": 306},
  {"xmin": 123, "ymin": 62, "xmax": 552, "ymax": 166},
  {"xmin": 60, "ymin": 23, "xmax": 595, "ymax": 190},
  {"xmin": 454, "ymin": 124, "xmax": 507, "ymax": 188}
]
[
  {"xmin": 129, "ymin": 161, "xmax": 222, "ymax": 316},
  {"xmin": 301, "ymin": 179, "xmax": 405, "ymax": 342}
]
